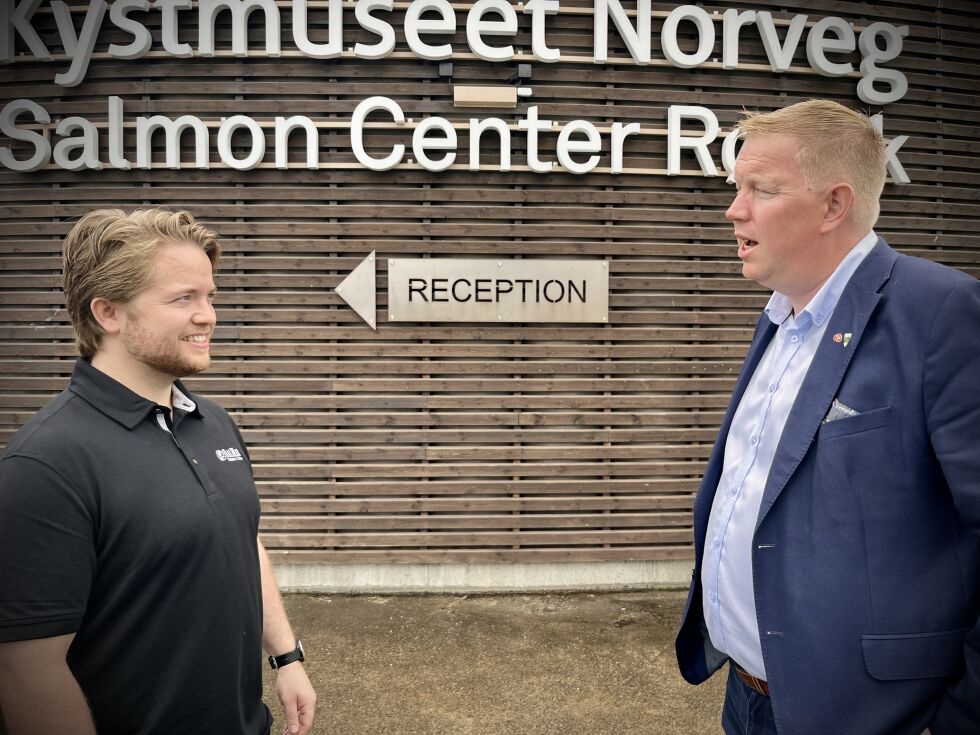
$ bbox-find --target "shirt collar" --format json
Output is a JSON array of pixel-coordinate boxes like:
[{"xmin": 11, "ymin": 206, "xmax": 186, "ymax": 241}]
[
  {"xmin": 764, "ymin": 230, "xmax": 879, "ymax": 327},
  {"xmin": 172, "ymin": 382, "xmax": 198, "ymax": 413},
  {"xmin": 69, "ymin": 358, "xmax": 203, "ymax": 430}
]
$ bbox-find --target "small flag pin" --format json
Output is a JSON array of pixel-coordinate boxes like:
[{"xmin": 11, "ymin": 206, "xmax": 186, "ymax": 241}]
[{"xmin": 843, "ymin": 332, "xmax": 852, "ymax": 347}]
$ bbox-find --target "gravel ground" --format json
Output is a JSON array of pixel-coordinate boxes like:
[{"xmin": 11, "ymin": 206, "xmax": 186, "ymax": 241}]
[{"xmin": 262, "ymin": 590, "xmax": 725, "ymax": 735}]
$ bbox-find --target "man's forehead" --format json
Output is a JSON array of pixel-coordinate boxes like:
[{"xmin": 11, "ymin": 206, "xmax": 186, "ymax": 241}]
[
  {"xmin": 146, "ymin": 242, "xmax": 215, "ymax": 287},
  {"xmin": 734, "ymin": 137, "xmax": 799, "ymax": 176}
]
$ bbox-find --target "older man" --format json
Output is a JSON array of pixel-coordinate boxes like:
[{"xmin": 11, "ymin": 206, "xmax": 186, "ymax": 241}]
[
  {"xmin": 0, "ymin": 210, "xmax": 316, "ymax": 735},
  {"xmin": 676, "ymin": 100, "xmax": 980, "ymax": 734}
]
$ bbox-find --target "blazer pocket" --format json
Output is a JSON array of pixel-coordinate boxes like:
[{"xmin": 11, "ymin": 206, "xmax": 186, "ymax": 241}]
[
  {"xmin": 862, "ymin": 625, "xmax": 971, "ymax": 681},
  {"xmin": 817, "ymin": 406, "xmax": 891, "ymax": 441}
]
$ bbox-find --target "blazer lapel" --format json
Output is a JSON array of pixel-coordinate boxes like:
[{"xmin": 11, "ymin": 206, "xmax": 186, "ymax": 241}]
[{"xmin": 755, "ymin": 240, "xmax": 899, "ymax": 528}]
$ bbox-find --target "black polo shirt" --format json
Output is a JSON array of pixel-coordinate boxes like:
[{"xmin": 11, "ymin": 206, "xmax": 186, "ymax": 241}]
[{"xmin": 0, "ymin": 359, "xmax": 271, "ymax": 735}]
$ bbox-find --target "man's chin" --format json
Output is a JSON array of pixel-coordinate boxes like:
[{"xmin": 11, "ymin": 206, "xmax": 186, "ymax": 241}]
[{"xmin": 171, "ymin": 356, "xmax": 210, "ymax": 379}]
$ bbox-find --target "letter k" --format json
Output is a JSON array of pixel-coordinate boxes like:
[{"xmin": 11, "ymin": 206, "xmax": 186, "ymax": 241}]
[{"xmin": 1, "ymin": 0, "xmax": 51, "ymax": 61}]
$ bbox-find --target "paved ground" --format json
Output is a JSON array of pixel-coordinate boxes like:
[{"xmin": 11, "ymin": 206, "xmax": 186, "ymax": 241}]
[{"xmin": 263, "ymin": 590, "xmax": 725, "ymax": 735}]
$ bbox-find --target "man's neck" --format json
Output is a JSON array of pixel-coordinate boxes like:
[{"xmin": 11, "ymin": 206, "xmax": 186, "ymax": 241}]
[
  {"xmin": 89, "ymin": 351, "xmax": 174, "ymax": 409},
  {"xmin": 789, "ymin": 228, "xmax": 867, "ymax": 315}
]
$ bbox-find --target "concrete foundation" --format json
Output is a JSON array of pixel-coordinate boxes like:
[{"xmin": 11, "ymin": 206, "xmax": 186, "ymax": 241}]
[{"xmin": 274, "ymin": 560, "xmax": 693, "ymax": 593}]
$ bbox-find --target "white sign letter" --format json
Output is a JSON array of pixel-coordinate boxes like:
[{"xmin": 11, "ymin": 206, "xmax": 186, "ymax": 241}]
[
  {"xmin": 156, "ymin": 0, "xmax": 192, "ymax": 57},
  {"xmin": 469, "ymin": 117, "xmax": 510, "ymax": 172},
  {"xmin": 354, "ymin": 0, "xmax": 395, "ymax": 59},
  {"xmin": 109, "ymin": 0, "xmax": 152, "ymax": 59},
  {"xmin": 53, "ymin": 116, "xmax": 102, "ymax": 170},
  {"xmin": 593, "ymin": 0, "xmax": 649, "ymax": 64},
  {"xmin": 858, "ymin": 23, "xmax": 909, "ymax": 105},
  {"xmin": 136, "ymin": 114, "xmax": 210, "ymax": 168},
  {"xmin": 806, "ymin": 16, "xmax": 855, "ymax": 76},
  {"xmin": 275, "ymin": 116, "xmax": 319, "ymax": 169},
  {"xmin": 218, "ymin": 115, "xmax": 265, "ymax": 170},
  {"xmin": 523, "ymin": 0, "xmax": 559, "ymax": 63},
  {"xmin": 199, "ymin": 0, "xmax": 281, "ymax": 57},
  {"xmin": 467, "ymin": 0, "xmax": 517, "ymax": 62},
  {"xmin": 610, "ymin": 121, "xmax": 640, "ymax": 174},
  {"xmin": 721, "ymin": 9, "xmax": 754, "ymax": 70},
  {"xmin": 755, "ymin": 11, "xmax": 806, "ymax": 73},
  {"xmin": 0, "ymin": 0, "xmax": 51, "ymax": 61},
  {"xmin": 293, "ymin": 0, "xmax": 342, "ymax": 58},
  {"xmin": 517, "ymin": 105, "xmax": 554, "ymax": 173},
  {"xmin": 662, "ymin": 4, "xmax": 713, "ymax": 69},
  {"xmin": 405, "ymin": 0, "xmax": 456, "ymax": 60},
  {"xmin": 557, "ymin": 120, "xmax": 601, "ymax": 174},
  {"xmin": 0, "ymin": 99, "xmax": 50, "ymax": 171},
  {"xmin": 413, "ymin": 116, "xmax": 457, "ymax": 171},
  {"xmin": 53, "ymin": 0, "xmax": 108, "ymax": 87},
  {"xmin": 351, "ymin": 96, "xmax": 405, "ymax": 171},
  {"xmin": 667, "ymin": 105, "xmax": 719, "ymax": 176}
]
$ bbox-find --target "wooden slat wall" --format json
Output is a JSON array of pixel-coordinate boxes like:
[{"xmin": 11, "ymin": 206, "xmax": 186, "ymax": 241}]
[{"xmin": 1, "ymin": 1, "xmax": 978, "ymax": 566}]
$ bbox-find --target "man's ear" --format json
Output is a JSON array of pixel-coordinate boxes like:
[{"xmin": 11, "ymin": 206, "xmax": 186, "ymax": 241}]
[
  {"xmin": 820, "ymin": 182, "xmax": 855, "ymax": 234},
  {"xmin": 89, "ymin": 297, "xmax": 124, "ymax": 336}
]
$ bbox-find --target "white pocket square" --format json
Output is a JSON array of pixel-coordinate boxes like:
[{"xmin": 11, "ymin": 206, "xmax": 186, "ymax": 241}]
[{"xmin": 823, "ymin": 398, "xmax": 860, "ymax": 424}]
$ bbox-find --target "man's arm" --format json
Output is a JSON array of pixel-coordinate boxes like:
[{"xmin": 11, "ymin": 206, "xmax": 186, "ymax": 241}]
[
  {"xmin": 0, "ymin": 634, "xmax": 96, "ymax": 734},
  {"xmin": 258, "ymin": 538, "xmax": 317, "ymax": 735},
  {"xmin": 923, "ymin": 278, "xmax": 980, "ymax": 734}
]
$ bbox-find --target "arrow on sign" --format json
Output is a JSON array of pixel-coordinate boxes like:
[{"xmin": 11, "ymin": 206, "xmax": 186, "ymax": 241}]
[{"xmin": 335, "ymin": 251, "xmax": 376, "ymax": 330}]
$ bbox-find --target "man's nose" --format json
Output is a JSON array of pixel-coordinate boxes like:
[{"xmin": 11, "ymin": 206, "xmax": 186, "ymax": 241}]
[
  {"xmin": 194, "ymin": 299, "xmax": 216, "ymax": 325},
  {"xmin": 725, "ymin": 190, "xmax": 747, "ymax": 221}
]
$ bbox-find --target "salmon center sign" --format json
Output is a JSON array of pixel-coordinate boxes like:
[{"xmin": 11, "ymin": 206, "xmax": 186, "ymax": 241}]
[{"xmin": 2, "ymin": 0, "xmax": 910, "ymax": 179}]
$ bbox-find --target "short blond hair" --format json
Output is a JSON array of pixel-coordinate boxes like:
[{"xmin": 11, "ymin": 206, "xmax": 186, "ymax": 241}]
[
  {"xmin": 737, "ymin": 100, "xmax": 887, "ymax": 232},
  {"xmin": 62, "ymin": 209, "xmax": 221, "ymax": 359}
]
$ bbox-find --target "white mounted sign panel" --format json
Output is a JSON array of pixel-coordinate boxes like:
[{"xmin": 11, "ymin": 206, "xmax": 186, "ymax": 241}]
[{"xmin": 387, "ymin": 258, "xmax": 608, "ymax": 323}]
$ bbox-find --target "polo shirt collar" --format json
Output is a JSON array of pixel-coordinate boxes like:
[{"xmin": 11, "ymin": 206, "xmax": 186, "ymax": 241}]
[{"xmin": 69, "ymin": 358, "xmax": 203, "ymax": 430}]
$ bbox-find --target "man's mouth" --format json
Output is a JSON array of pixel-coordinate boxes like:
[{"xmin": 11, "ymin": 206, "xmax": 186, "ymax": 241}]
[
  {"xmin": 182, "ymin": 334, "xmax": 210, "ymax": 345},
  {"xmin": 736, "ymin": 236, "xmax": 758, "ymax": 255}
]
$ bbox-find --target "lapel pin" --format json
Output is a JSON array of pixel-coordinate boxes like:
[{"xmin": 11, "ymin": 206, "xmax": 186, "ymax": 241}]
[
  {"xmin": 843, "ymin": 333, "xmax": 852, "ymax": 347},
  {"xmin": 833, "ymin": 333, "xmax": 843, "ymax": 343}
]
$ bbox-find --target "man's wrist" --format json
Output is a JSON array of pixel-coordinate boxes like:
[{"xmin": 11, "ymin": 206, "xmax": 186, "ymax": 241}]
[{"xmin": 268, "ymin": 639, "xmax": 304, "ymax": 670}]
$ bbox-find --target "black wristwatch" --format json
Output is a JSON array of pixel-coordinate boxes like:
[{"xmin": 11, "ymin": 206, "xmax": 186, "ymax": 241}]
[{"xmin": 268, "ymin": 640, "xmax": 305, "ymax": 670}]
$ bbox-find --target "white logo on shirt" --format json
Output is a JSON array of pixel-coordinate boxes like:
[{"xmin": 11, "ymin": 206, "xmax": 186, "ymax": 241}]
[{"xmin": 215, "ymin": 448, "xmax": 244, "ymax": 462}]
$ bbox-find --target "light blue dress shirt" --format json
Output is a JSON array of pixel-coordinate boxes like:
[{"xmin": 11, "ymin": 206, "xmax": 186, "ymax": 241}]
[{"xmin": 702, "ymin": 230, "xmax": 879, "ymax": 680}]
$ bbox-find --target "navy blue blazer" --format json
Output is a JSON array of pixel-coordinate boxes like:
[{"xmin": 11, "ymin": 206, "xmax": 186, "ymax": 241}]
[{"xmin": 676, "ymin": 239, "xmax": 980, "ymax": 734}]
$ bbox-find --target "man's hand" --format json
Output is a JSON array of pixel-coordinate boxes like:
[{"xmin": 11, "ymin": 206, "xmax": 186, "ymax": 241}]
[{"xmin": 276, "ymin": 662, "xmax": 316, "ymax": 735}]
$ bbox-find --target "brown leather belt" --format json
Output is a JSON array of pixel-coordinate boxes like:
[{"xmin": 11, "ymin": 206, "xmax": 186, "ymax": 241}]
[{"xmin": 735, "ymin": 664, "xmax": 770, "ymax": 697}]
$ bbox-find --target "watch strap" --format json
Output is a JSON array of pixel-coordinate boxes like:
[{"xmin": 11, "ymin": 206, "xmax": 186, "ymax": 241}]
[{"xmin": 268, "ymin": 640, "xmax": 304, "ymax": 670}]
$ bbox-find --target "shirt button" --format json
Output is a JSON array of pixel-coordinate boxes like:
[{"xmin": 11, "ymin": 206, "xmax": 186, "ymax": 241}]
[
  {"xmin": 712, "ymin": 539, "xmax": 721, "ymax": 549},
  {"xmin": 750, "ymin": 436, "xmax": 758, "ymax": 446},
  {"xmin": 710, "ymin": 594, "xmax": 718, "ymax": 603},
  {"xmin": 791, "ymin": 335, "xmax": 799, "ymax": 343},
  {"xmin": 768, "ymin": 383, "xmax": 776, "ymax": 393},
  {"xmin": 192, "ymin": 458, "xmax": 198, "ymax": 464}
]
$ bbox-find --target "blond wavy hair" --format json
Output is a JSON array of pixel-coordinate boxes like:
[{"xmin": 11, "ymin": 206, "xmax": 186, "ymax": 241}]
[
  {"xmin": 62, "ymin": 209, "xmax": 220, "ymax": 359},
  {"xmin": 737, "ymin": 100, "xmax": 887, "ymax": 232}
]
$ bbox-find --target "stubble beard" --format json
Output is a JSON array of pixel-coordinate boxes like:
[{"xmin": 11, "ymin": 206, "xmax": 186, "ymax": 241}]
[{"xmin": 122, "ymin": 317, "xmax": 210, "ymax": 380}]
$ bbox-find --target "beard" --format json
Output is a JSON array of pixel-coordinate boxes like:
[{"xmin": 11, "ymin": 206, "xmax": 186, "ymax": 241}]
[{"xmin": 121, "ymin": 316, "xmax": 210, "ymax": 379}]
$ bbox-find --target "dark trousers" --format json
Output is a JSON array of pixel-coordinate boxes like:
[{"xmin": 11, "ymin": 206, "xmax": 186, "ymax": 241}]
[{"xmin": 721, "ymin": 662, "xmax": 778, "ymax": 735}]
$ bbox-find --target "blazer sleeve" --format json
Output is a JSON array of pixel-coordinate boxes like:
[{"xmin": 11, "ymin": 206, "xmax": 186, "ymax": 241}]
[{"xmin": 924, "ymin": 277, "xmax": 980, "ymax": 733}]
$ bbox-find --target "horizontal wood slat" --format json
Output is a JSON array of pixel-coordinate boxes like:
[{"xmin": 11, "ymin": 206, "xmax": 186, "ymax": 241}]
[{"xmin": 2, "ymin": 1, "xmax": 978, "ymax": 567}]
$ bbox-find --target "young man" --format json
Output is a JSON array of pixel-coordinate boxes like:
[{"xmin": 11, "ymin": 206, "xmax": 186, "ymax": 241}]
[
  {"xmin": 676, "ymin": 100, "xmax": 980, "ymax": 734},
  {"xmin": 0, "ymin": 210, "xmax": 316, "ymax": 734}
]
